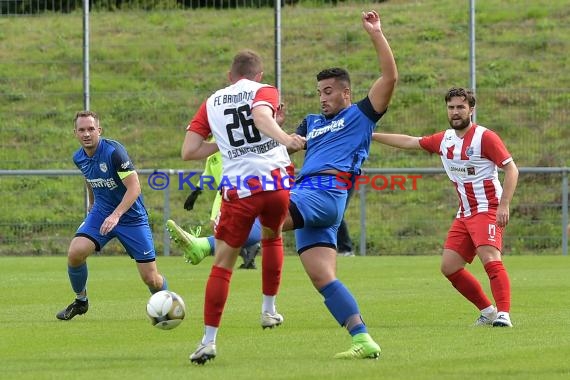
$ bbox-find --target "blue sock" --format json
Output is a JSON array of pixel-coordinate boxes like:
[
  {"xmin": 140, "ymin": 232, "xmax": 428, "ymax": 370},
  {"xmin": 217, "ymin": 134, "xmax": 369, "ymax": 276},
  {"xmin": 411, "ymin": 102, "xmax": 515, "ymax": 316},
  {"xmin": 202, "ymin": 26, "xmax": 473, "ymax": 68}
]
[
  {"xmin": 320, "ymin": 279, "xmax": 367, "ymax": 336},
  {"xmin": 206, "ymin": 236, "xmax": 215, "ymax": 255},
  {"xmin": 244, "ymin": 218, "xmax": 262, "ymax": 247},
  {"xmin": 349, "ymin": 323, "xmax": 367, "ymax": 336},
  {"xmin": 68, "ymin": 264, "xmax": 88, "ymax": 299}
]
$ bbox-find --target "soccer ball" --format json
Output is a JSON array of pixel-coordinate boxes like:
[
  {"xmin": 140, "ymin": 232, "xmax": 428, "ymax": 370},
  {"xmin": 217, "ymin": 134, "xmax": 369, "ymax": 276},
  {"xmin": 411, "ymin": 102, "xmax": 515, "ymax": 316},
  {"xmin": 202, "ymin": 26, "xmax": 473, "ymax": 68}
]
[{"xmin": 146, "ymin": 290, "xmax": 186, "ymax": 330}]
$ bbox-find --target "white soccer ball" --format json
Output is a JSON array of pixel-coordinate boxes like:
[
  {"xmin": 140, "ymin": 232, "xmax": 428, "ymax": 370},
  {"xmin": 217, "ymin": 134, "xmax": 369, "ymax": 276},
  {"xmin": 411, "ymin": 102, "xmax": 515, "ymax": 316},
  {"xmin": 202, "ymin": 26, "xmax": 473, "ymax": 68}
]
[{"xmin": 146, "ymin": 290, "xmax": 186, "ymax": 330}]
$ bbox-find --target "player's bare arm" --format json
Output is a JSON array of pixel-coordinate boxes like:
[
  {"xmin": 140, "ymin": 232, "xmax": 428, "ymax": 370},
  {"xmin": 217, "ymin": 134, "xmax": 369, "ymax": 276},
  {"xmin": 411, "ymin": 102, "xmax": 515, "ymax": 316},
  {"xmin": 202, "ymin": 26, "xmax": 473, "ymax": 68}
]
[
  {"xmin": 251, "ymin": 105, "xmax": 306, "ymax": 151},
  {"xmin": 363, "ymin": 10, "xmax": 398, "ymax": 114},
  {"xmin": 286, "ymin": 133, "xmax": 306, "ymax": 154},
  {"xmin": 181, "ymin": 131, "xmax": 219, "ymax": 161},
  {"xmin": 497, "ymin": 160, "xmax": 519, "ymax": 228},
  {"xmin": 100, "ymin": 172, "xmax": 141, "ymax": 235},
  {"xmin": 372, "ymin": 132, "xmax": 421, "ymax": 150}
]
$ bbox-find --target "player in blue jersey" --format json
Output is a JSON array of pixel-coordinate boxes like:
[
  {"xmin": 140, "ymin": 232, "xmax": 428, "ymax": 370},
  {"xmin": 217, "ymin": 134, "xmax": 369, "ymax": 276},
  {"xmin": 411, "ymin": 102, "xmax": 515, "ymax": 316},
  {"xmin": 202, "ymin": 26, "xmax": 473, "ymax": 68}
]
[
  {"xmin": 286, "ymin": 10, "xmax": 397, "ymax": 359},
  {"xmin": 56, "ymin": 110, "xmax": 168, "ymax": 321},
  {"xmin": 166, "ymin": 11, "xmax": 397, "ymax": 359}
]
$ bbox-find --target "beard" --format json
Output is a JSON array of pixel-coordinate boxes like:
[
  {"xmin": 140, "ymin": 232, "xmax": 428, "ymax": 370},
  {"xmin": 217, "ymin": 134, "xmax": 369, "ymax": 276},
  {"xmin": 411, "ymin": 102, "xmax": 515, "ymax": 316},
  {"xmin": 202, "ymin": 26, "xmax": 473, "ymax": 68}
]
[{"xmin": 448, "ymin": 116, "xmax": 471, "ymax": 130}]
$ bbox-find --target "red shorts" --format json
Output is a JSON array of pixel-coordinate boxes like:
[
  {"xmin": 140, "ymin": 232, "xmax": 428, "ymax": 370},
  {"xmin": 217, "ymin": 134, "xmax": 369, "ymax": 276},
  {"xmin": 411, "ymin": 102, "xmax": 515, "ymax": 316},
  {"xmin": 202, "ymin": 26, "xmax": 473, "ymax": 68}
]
[
  {"xmin": 215, "ymin": 189, "xmax": 289, "ymax": 248},
  {"xmin": 443, "ymin": 212, "xmax": 503, "ymax": 263}
]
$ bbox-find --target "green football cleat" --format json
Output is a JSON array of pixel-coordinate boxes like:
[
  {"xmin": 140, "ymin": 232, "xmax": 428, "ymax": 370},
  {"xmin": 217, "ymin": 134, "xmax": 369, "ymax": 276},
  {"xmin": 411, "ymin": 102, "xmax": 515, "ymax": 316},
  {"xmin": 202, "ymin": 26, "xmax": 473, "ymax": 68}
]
[
  {"xmin": 333, "ymin": 333, "xmax": 381, "ymax": 360},
  {"xmin": 166, "ymin": 220, "xmax": 210, "ymax": 265}
]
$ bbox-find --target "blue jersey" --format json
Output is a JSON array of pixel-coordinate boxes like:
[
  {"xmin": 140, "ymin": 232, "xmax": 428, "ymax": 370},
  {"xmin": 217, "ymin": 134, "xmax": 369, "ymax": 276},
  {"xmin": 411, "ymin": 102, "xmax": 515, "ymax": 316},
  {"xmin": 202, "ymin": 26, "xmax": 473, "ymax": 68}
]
[
  {"xmin": 296, "ymin": 97, "xmax": 385, "ymax": 177},
  {"xmin": 73, "ymin": 138, "xmax": 148, "ymax": 223}
]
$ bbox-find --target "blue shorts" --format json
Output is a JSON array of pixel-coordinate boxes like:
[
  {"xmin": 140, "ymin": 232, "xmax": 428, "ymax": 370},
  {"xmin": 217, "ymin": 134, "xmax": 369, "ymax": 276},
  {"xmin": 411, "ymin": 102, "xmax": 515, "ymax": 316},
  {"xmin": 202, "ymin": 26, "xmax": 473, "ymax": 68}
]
[
  {"xmin": 76, "ymin": 211, "xmax": 156, "ymax": 263},
  {"xmin": 289, "ymin": 175, "xmax": 348, "ymax": 253}
]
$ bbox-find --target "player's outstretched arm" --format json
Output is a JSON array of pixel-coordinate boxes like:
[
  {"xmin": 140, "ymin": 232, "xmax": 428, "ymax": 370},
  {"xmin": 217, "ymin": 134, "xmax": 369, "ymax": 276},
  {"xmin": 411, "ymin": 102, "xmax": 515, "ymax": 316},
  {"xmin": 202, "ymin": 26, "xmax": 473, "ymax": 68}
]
[
  {"xmin": 372, "ymin": 132, "xmax": 421, "ymax": 150},
  {"xmin": 363, "ymin": 10, "xmax": 398, "ymax": 114},
  {"xmin": 252, "ymin": 105, "xmax": 306, "ymax": 152},
  {"xmin": 181, "ymin": 131, "xmax": 219, "ymax": 161},
  {"xmin": 286, "ymin": 133, "xmax": 306, "ymax": 154}
]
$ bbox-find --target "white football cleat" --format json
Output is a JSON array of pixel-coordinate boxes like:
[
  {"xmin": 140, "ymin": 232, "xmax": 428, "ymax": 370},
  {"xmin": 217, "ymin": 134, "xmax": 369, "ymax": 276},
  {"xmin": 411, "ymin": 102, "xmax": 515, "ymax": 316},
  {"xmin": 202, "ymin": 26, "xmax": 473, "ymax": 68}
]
[
  {"xmin": 474, "ymin": 307, "xmax": 497, "ymax": 326},
  {"xmin": 189, "ymin": 341, "xmax": 217, "ymax": 365},
  {"xmin": 261, "ymin": 311, "xmax": 284, "ymax": 329}
]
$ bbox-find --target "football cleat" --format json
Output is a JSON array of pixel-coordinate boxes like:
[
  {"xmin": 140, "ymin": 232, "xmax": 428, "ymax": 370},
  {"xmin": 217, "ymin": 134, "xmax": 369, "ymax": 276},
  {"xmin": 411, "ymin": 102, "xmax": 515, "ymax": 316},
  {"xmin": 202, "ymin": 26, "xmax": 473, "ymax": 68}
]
[
  {"xmin": 334, "ymin": 333, "xmax": 381, "ymax": 359},
  {"xmin": 239, "ymin": 261, "xmax": 257, "ymax": 270},
  {"xmin": 239, "ymin": 243, "xmax": 259, "ymax": 270},
  {"xmin": 166, "ymin": 220, "xmax": 208, "ymax": 265},
  {"xmin": 261, "ymin": 311, "xmax": 284, "ymax": 329},
  {"xmin": 189, "ymin": 341, "xmax": 217, "ymax": 365},
  {"xmin": 492, "ymin": 313, "xmax": 513, "ymax": 327},
  {"xmin": 56, "ymin": 299, "xmax": 89, "ymax": 321},
  {"xmin": 474, "ymin": 307, "xmax": 497, "ymax": 326}
]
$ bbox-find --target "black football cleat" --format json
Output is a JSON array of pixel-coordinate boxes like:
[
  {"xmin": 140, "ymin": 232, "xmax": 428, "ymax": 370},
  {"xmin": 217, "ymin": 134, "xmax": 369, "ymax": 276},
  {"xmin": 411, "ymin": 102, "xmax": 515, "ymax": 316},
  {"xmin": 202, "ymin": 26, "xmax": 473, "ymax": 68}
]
[{"xmin": 56, "ymin": 299, "xmax": 89, "ymax": 320}]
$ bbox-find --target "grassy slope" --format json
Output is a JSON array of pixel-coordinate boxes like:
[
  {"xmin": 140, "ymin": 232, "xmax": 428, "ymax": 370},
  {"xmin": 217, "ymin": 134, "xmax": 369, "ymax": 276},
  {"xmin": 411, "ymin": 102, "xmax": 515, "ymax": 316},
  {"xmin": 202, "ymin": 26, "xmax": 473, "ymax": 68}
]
[{"xmin": 0, "ymin": 0, "xmax": 569, "ymax": 254}]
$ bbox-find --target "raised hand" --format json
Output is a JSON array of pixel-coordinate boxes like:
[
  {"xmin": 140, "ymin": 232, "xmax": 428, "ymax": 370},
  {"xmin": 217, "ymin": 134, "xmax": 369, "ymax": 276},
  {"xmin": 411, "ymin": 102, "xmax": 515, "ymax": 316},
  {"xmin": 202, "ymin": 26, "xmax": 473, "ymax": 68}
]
[{"xmin": 361, "ymin": 10, "xmax": 382, "ymax": 34}]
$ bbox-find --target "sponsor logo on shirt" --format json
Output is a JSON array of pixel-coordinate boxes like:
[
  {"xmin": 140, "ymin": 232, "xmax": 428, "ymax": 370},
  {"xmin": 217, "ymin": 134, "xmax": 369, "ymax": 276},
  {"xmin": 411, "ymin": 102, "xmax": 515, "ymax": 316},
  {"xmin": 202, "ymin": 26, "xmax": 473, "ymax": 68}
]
[
  {"xmin": 449, "ymin": 166, "xmax": 467, "ymax": 175},
  {"xmin": 121, "ymin": 161, "xmax": 131, "ymax": 169},
  {"xmin": 449, "ymin": 165, "xmax": 475, "ymax": 177},
  {"xmin": 306, "ymin": 118, "xmax": 346, "ymax": 140},
  {"xmin": 87, "ymin": 177, "xmax": 119, "ymax": 190}
]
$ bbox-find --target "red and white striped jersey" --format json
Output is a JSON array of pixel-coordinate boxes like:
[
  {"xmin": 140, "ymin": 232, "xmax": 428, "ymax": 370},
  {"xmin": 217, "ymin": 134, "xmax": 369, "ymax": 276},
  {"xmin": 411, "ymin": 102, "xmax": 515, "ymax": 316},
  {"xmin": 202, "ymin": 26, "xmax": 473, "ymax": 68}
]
[
  {"xmin": 419, "ymin": 123, "xmax": 512, "ymax": 218},
  {"xmin": 188, "ymin": 78, "xmax": 293, "ymax": 200}
]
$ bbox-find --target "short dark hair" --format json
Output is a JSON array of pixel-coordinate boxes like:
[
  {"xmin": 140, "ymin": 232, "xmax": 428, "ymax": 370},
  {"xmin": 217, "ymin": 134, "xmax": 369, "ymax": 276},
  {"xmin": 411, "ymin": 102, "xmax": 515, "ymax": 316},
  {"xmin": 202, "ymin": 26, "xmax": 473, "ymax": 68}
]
[
  {"xmin": 445, "ymin": 87, "xmax": 476, "ymax": 108},
  {"xmin": 73, "ymin": 110, "xmax": 99, "ymax": 126},
  {"xmin": 231, "ymin": 49, "xmax": 263, "ymax": 80},
  {"xmin": 316, "ymin": 67, "xmax": 351, "ymax": 88}
]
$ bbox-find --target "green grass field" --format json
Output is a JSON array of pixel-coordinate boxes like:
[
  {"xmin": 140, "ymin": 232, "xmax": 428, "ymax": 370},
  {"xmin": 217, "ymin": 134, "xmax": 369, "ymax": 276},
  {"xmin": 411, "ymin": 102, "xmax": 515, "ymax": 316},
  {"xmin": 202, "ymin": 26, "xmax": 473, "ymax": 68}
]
[{"xmin": 1, "ymin": 255, "xmax": 569, "ymax": 379}]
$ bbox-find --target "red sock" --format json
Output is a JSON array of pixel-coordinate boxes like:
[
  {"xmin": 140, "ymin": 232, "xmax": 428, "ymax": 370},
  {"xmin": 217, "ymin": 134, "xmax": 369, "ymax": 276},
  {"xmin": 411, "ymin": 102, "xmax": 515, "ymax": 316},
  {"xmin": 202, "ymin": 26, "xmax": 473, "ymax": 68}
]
[
  {"xmin": 204, "ymin": 265, "xmax": 232, "ymax": 327},
  {"xmin": 261, "ymin": 237, "xmax": 284, "ymax": 296},
  {"xmin": 484, "ymin": 260, "xmax": 511, "ymax": 313},
  {"xmin": 446, "ymin": 268, "xmax": 492, "ymax": 310}
]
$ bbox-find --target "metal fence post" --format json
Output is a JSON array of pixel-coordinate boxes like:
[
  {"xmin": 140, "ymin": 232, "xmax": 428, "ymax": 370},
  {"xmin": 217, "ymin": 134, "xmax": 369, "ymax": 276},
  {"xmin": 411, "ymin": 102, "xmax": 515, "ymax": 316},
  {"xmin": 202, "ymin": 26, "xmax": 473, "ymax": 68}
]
[
  {"xmin": 359, "ymin": 183, "xmax": 367, "ymax": 256},
  {"xmin": 163, "ymin": 179, "xmax": 171, "ymax": 256},
  {"xmin": 562, "ymin": 168, "xmax": 568, "ymax": 256}
]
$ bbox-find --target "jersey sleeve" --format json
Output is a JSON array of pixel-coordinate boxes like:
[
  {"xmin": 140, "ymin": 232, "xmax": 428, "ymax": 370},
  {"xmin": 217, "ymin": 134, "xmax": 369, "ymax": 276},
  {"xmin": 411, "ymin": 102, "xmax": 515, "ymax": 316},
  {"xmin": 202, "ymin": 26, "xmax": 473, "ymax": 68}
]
[
  {"xmin": 295, "ymin": 118, "xmax": 308, "ymax": 137},
  {"xmin": 72, "ymin": 150, "xmax": 81, "ymax": 169},
  {"xmin": 110, "ymin": 144, "xmax": 136, "ymax": 180},
  {"xmin": 251, "ymin": 85, "xmax": 279, "ymax": 113},
  {"xmin": 481, "ymin": 130, "xmax": 512, "ymax": 167},
  {"xmin": 356, "ymin": 96, "xmax": 386, "ymax": 124},
  {"xmin": 187, "ymin": 101, "xmax": 212, "ymax": 139},
  {"xmin": 419, "ymin": 131, "xmax": 445, "ymax": 154}
]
